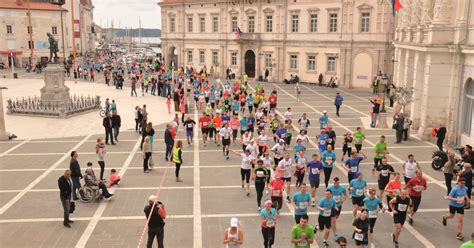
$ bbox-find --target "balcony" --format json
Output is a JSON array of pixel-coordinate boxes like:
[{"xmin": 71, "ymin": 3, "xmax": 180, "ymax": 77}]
[{"xmin": 236, "ymin": 33, "xmax": 260, "ymax": 42}]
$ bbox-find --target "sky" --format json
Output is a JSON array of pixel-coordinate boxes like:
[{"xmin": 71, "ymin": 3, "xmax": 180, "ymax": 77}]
[{"xmin": 93, "ymin": 0, "xmax": 162, "ymax": 29}]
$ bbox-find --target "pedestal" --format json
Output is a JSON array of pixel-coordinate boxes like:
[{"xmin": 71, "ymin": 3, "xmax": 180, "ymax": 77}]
[
  {"xmin": 377, "ymin": 112, "xmax": 389, "ymax": 129},
  {"xmin": 0, "ymin": 89, "xmax": 10, "ymax": 141},
  {"xmin": 40, "ymin": 63, "xmax": 70, "ymax": 105}
]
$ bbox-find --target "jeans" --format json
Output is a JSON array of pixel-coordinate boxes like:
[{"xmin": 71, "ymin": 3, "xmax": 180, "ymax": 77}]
[
  {"xmin": 114, "ymin": 126, "xmax": 120, "ymax": 141},
  {"xmin": 98, "ymin": 161, "xmax": 105, "ymax": 180},
  {"xmin": 71, "ymin": 177, "xmax": 81, "ymax": 200},
  {"xmin": 105, "ymin": 128, "xmax": 114, "ymax": 144},
  {"xmin": 165, "ymin": 142, "xmax": 174, "ymax": 161},
  {"xmin": 147, "ymin": 227, "xmax": 164, "ymax": 248},
  {"xmin": 396, "ymin": 129, "xmax": 403, "ymax": 143},
  {"xmin": 144, "ymin": 152, "xmax": 152, "ymax": 172},
  {"xmin": 335, "ymin": 105, "xmax": 341, "ymax": 116},
  {"xmin": 261, "ymin": 226, "xmax": 275, "ymax": 248},
  {"xmin": 444, "ymin": 173, "xmax": 453, "ymax": 195},
  {"xmin": 403, "ymin": 129, "xmax": 409, "ymax": 141},
  {"xmin": 437, "ymin": 137, "xmax": 445, "ymax": 151},
  {"xmin": 323, "ymin": 167, "xmax": 333, "ymax": 188},
  {"xmin": 135, "ymin": 118, "xmax": 140, "ymax": 132},
  {"xmin": 60, "ymin": 197, "xmax": 70, "ymax": 225},
  {"xmin": 255, "ymin": 180, "xmax": 265, "ymax": 207},
  {"xmin": 131, "ymin": 87, "xmax": 137, "ymax": 96}
]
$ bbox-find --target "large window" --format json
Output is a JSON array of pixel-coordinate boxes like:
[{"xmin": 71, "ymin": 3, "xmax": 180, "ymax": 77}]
[
  {"xmin": 6, "ymin": 25, "xmax": 12, "ymax": 34},
  {"xmin": 329, "ymin": 13, "xmax": 338, "ymax": 33},
  {"xmin": 231, "ymin": 52, "xmax": 237, "ymax": 65},
  {"xmin": 231, "ymin": 16, "xmax": 238, "ymax": 32},
  {"xmin": 307, "ymin": 55, "xmax": 316, "ymax": 71},
  {"xmin": 265, "ymin": 54, "xmax": 272, "ymax": 68},
  {"xmin": 361, "ymin": 12, "xmax": 370, "ymax": 33},
  {"xmin": 169, "ymin": 17, "xmax": 175, "ymax": 33},
  {"xmin": 52, "ymin": 26, "xmax": 58, "ymax": 35},
  {"xmin": 187, "ymin": 50, "xmax": 193, "ymax": 63},
  {"xmin": 310, "ymin": 14, "xmax": 318, "ymax": 32},
  {"xmin": 327, "ymin": 56, "xmax": 336, "ymax": 72},
  {"xmin": 266, "ymin": 16, "xmax": 273, "ymax": 33},
  {"xmin": 248, "ymin": 16, "xmax": 255, "ymax": 33},
  {"xmin": 199, "ymin": 50, "xmax": 205, "ymax": 64},
  {"xmin": 291, "ymin": 15, "xmax": 299, "ymax": 32},
  {"xmin": 200, "ymin": 17, "xmax": 206, "ymax": 32},
  {"xmin": 188, "ymin": 17, "xmax": 193, "ymax": 32},
  {"xmin": 290, "ymin": 55, "xmax": 298, "ymax": 69},
  {"xmin": 212, "ymin": 51, "xmax": 219, "ymax": 65},
  {"xmin": 463, "ymin": 78, "xmax": 474, "ymax": 136},
  {"xmin": 212, "ymin": 17, "xmax": 219, "ymax": 33}
]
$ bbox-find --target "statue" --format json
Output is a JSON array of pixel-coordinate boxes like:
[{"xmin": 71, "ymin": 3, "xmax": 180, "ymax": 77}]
[{"xmin": 47, "ymin": 32, "xmax": 59, "ymax": 63}]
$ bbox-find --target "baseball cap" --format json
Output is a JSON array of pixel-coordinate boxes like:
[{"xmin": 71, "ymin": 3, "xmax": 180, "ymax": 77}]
[
  {"xmin": 279, "ymin": 139, "xmax": 285, "ymax": 143},
  {"xmin": 148, "ymin": 195, "xmax": 156, "ymax": 202},
  {"xmin": 323, "ymin": 110, "xmax": 327, "ymax": 113},
  {"xmin": 230, "ymin": 217, "xmax": 238, "ymax": 227},
  {"xmin": 265, "ymin": 200, "xmax": 273, "ymax": 206}
]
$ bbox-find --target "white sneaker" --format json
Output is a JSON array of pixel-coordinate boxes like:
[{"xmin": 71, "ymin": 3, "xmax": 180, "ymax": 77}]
[{"xmin": 370, "ymin": 243, "xmax": 375, "ymax": 248}]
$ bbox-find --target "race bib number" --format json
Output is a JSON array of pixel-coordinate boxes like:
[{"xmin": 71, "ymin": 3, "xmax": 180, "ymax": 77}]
[
  {"xmin": 356, "ymin": 189, "xmax": 364, "ymax": 196},
  {"xmin": 281, "ymin": 133, "xmax": 286, "ymax": 138},
  {"xmin": 333, "ymin": 195, "xmax": 342, "ymax": 203},
  {"xmin": 327, "ymin": 138, "xmax": 333, "ymax": 143},
  {"xmin": 398, "ymin": 203, "xmax": 407, "ymax": 212},
  {"xmin": 325, "ymin": 158, "xmax": 333, "ymax": 164},
  {"xmin": 323, "ymin": 209, "xmax": 331, "ymax": 217},
  {"xmin": 266, "ymin": 218, "xmax": 275, "ymax": 227},
  {"xmin": 347, "ymin": 143, "xmax": 352, "ymax": 148},
  {"xmin": 256, "ymin": 171, "xmax": 265, "ymax": 177},
  {"xmin": 299, "ymin": 202, "xmax": 307, "ymax": 209},
  {"xmin": 298, "ymin": 239, "xmax": 308, "ymax": 247},
  {"xmin": 414, "ymin": 185, "xmax": 423, "ymax": 192},
  {"xmin": 355, "ymin": 137, "xmax": 362, "ymax": 143},
  {"xmin": 311, "ymin": 168, "xmax": 319, "ymax": 175},
  {"xmin": 381, "ymin": 170, "xmax": 389, "ymax": 177},
  {"xmin": 272, "ymin": 190, "xmax": 280, "ymax": 196},
  {"xmin": 369, "ymin": 210, "xmax": 377, "ymax": 218},
  {"xmin": 320, "ymin": 140, "xmax": 326, "ymax": 145},
  {"xmin": 350, "ymin": 166, "xmax": 358, "ymax": 173},
  {"xmin": 187, "ymin": 124, "xmax": 193, "ymax": 128},
  {"xmin": 457, "ymin": 197, "xmax": 465, "ymax": 204},
  {"xmin": 354, "ymin": 232, "xmax": 364, "ymax": 241}
]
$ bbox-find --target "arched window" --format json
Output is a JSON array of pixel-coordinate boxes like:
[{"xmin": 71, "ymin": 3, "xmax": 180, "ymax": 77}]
[{"xmin": 463, "ymin": 78, "xmax": 474, "ymax": 137}]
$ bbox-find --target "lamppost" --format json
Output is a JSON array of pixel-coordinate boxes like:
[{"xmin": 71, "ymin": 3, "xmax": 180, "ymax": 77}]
[{"xmin": 380, "ymin": 74, "xmax": 389, "ymax": 113}]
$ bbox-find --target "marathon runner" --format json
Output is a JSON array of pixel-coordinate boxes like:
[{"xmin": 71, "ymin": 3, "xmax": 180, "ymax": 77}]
[
  {"xmin": 298, "ymin": 113, "xmax": 310, "ymax": 134},
  {"xmin": 269, "ymin": 173, "xmax": 285, "ymax": 215},
  {"xmin": 402, "ymin": 154, "xmax": 420, "ymax": 184},
  {"xmin": 271, "ymin": 139, "xmax": 286, "ymax": 170},
  {"xmin": 315, "ymin": 189, "xmax": 337, "ymax": 247},
  {"xmin": 384, "ymin": 173, "xmax": 402, "ymax": 212},
  {"xmin": 307, "ymin": 154, "xmax": 323, "ymax": 207},
  {"xmin": 198, "ymin": 113, "xmax": 211, "ymax": 146},
  {"xmin": 254, "ymin": 160, "xmax": 270, "ymax": 211},
  {"xmin": 294, "ymin": 150, "xmax": 307, "ymax": 189},
  {"xmin": 260, "ymin": 200, "xmax": 278, "ymax": 248},
  {"xmin": 291, "ymin": 215, "xmax": 314, "ymax": 248},
  {"xmin": 363, "ymin": 188, "xmax": 384, "ymax": 247},
  {"xmin": 327, "ymin": 177, "xmax": 347, "ymax": 241},
  {"xmin": 353, "ymin": 127, "xmax": 366, "ymax": 153},
  {"xmin": 317, "ymin": 130, "xmax": 330, "ymax": 154},
  {"xmin": 375, "ymin": 157, "xmax": 395, "ymax": 204},
  {"xmin": 349, "ymin": 172, "xmax": 368, "ymax": 218},
  {"xmin": 344, "ymin": 151, "xmax": 367, "ymax": 183},
  {"xmin": 442, "ymin": 178, "xmax": 469, "ymax": 240},
  {"xmin": 219, "ymin": 123, "xmax": 233, "ymax": 159},
  {"xmin": 292, "ymin": 183, "xmax": 311, "ymax": 224},
  {"xmin": 341, "ymin": 132, "xmax": 354, "ymax": 161},
  {"xmin": 406, "ymin": 169, "xmax": 427, "ymax": 225},
  {"xmin": 390, "ymin": 189, "xmax": 411, "ymax": 247},
  {"xmin": 183, "ymin": 116, "xmax": 196, "ymax": 145},
  {"xmin": 373, "ymin": 135, "xmax": 389, "ymax": 172},
  {"xmin": 230, "ymin": 149, "xmax": 255, "ymax": 196},
  {"xmin": 319, "ymin": 110, "xmax": 329, "ymax": 129},
  {"xmin": 277, "ymin": 152, "xmax": 294, "ymax": 203},
  {"xmin": 322, "ymin": 144, "xmax": 337, "ymax": 188},
  {"xmin": 352, "ymin": 208, "xmax": 370, "ymax": 248}
]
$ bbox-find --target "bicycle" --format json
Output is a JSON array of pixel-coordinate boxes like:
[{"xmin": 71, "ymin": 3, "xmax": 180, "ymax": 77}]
[{"xmin": 99, "ymin": 109, "xmax": 106, "ymax": 118}]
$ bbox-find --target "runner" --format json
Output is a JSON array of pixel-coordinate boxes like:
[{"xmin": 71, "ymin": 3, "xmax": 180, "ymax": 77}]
[
  {"xmin": 241, "ymin": 131, "xmax": 252, "ymax": 152},
  {"xmin": 349, "ymin": 172, "xmax": 368, "ymax": 218},
  {"xmin": 219, "ymin": 123, "xmax": 233, "ymax": 159},
  {"xmin": 294, "ymin": 150, "xmax": 307, "ymax": 189},
  {"xmin": 442, "ymin": 178, "xmax": 468, "ymax": 240},
  {"xmin": 373, "ymin": 135, "xmax": 389, "ymax": 172},
  {"xmin": 319, "ymin": 110, "xmax": 329, "ymax": 129},
  {"xmin": 295, "ymin": 130, "xmax": 310, "ymax": 148},
  {"xmin": 390, "ymin": 189, "xmax": 411, "ymax": 247},
  {"xmin": 271, "ymin": 139, "xmax": 286, "ymax": 170},
  {"xmin": 363, "ymin": 188, "xmax": 384, "ymax": 247},
  {"xmin": 262, "ymin": 152, "xmax": 273, "ymax": 194},
  {"xmin": 307, "ymin": 154, "xmax": 323, "ymax": 207},
  {"xmin": 406, "ymin": 169, "xmax": 427, "ymax": 225},
  {"xmin": 269, "ymin": 173, "xmax": 285, "ymax": 215},
  {"xmin": 239, "ymin": 114, "xmax": 249, "ymax": 137},
  {"xmin": 292, "ymin": 183, "xmax": 311, "ymax": 224},
  {"xmin": 284, "ymin": 107, "xmax": 293, "ymax": 120},
  {"xmin": 315, "ymin": 189, "xmax": 337, "ymax": 247},
  {"xmin": 326, "ymin": 126, "xmax": 337, "ymax": 149},
  {"xmin": 327, "ymin": 177, "xmax": 347, "ymax": 241},
  {"xmin": 198, "ymin": 113, "xmax": 211, "ymax": 146},
  {"xmin": 230, "ymin": 114, "xmax": 240, "ymax": 145},
  {"xmin": 344, "ymin": 151, "xmax": 367, "ymax": 183},
  {"xmin": 341, "ymin": 132, "xmax": 353, "ymax": 161},
  {"xmin": 297, "ymin": 113, "xmax": 310, "ymax": 134},
  {"xmin": 353, "ymin": 127, "xmax": 366, "ymax": 153},
  {"xmin": 269, "ymin": 115, "xmax": 280, "ymax": 143},
  {"xmin": 247, "ymin": 93, "xmax": 254, "ymax": 113},
  {"xmin": 285, "ymin": 119, "xmax": 294, "ymax": 148},
  {"xmin": 376, "ymin": 157, "xmax": 395, "ymax": 203},
  {"xmin": 277, "ymin": 152, "xmax": 294, "ymax": 203},
  {"xmin": 213, "ymin": 113, "xmax": 223, "ymax": 146},
  {"xmin": 254, "ymin": 159, "xmax": 270, "ymax": 211},
  {"xmin": 352, "ymin": 209, "xmax": 370, "ymax": 248},
  {"xmin": 257, "ymin": 130, "xmax": 269, "ymax": 157},
  {"xmin": 268, "ymin": 92, "xmax": 277, "ymax": 110},
  {"xmin": 260, "ymin": 200, "xmax": 278, "ymax": 248},
  {"xmin": 291, "ymin": 215, "xmax": 315, "ymax": 248},
  {"xmin": 183, "ymin": 116, "xmax": 196, "ymax": 145},
  {"xmin": 402, "ymin": 154, "xmax": 421, "ymax": 184},
  {"xmin": 230, "ymin": 149, "xmax": 255, "ymax": 196},
  {"xmin": 383, "ymin": 170, "xmax": 402, "ymax": 207},
  {"xmin": 322, "ymin": 144, "xmax": 337, "ymax": 188},
  {"xmin": 223, "ymin": 217, "xmax": 243, "ymax": 248},
  {"xmin": 317, "ymin": 130, "xmax": 330, "ymax": 154}
]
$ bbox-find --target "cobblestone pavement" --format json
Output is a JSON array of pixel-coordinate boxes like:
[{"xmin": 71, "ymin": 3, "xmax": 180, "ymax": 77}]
[{"xmin": 0, "ymin": 81, "xmax": 472, "ymax": 248}]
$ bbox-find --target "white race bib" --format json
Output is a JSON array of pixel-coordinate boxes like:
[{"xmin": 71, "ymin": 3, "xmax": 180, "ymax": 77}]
[
  {"xmin": 398, "ymin": 203, "xmax": 407, "ymax": 212},
  {"xmin": 457, "ymin": 197, "xmax": 465, "ymax": 204},
  {"xmin": 311, "ymin": 168, "xmax": 319, "ymax": 174},
  {"xmin": 320, "ymin": 140, "xmax": 326, "ymax": 145},
  {"xmin": 350, "ymin": 166, "xmax": 358, "ymax": 173},
  {"xmin": 266, "ymin": 218, "xmax": 275, "ymax": 227},
  {"xmin": 333, "ymin": 195, "xmax": 342, "ymax": 203},
  {"xmin": 354, "ymin": 232, "xmax": 364, "ymax": 241},
  {"xmin": 369, "ymin": 210, "xmax": 377, "ymax": 218},
  {"xmin": 323, "ymin": 209, "xmax": 331, "ymax": 217},
  {"xmin": 256, "ymin": 171, "xmax": 265, "ymax": 177},
  {"xmin": 272, "ymin": 190, "xmax": 280, "ymax": 196},
  {"xmin": 414, "ymin": 185, "xmax": 423, "ymax": 192},
  {"xmin": 356, "ymin": 189, "xmax": 364, "ymax": 197},
  {"xmin": 381, "ymin": 170, "xmax": 389, "ymax": 177},
  {"xmin": 298, "ymin": 239, "xmax": 308, "ymax": 246},
  {"xmin": 299, "ymin": 202, "xmax": 307, "ymax": 209}
]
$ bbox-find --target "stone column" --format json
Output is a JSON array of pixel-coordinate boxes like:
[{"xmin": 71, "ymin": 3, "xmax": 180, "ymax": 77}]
[
  {"xmin": 0, "ymin": 88, "xmax": 10, "ymax": 141},
  {"xmin": 403, "ymin": 50, "xmax": 415, "ymax": 87},
  {"xmin": 410, "ymin": 51, "xmax": 425, "ymax": 130}
]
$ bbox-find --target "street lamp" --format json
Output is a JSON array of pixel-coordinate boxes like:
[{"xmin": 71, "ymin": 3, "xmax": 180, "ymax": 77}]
[{"xmin": 380, "ymin": 74, "xmax": 389, "ymax": 113}]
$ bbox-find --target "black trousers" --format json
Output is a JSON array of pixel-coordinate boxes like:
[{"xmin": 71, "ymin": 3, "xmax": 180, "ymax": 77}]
[
  {"xmin": 355, "ymin": 144, "xmax": 362, "ymax": 153},
  {"xmin": 135, "ymin": 118, "xmax": 140, "ymax": 131},
  {"xmin": 60, "ymin": 197, "xmax": 70, "ymax": 225},
  {"xmin": 396, "ymin": 129, "xmax": 403, "ymax": 143},
  {"xmin": 175, "ymin": 163, "xmax": 181, "ymax": 177},
  {"xmin": 147, "ymin": 227, "xmax": 164, "ymax": 248},
  {"xmin": 403, "ymin": 129, "xmax": 409, "ymax": 141},
  {"xmin": 262, "ymin": 226, "xmax": 275, "ymax": 248},
  {"xmin": 165, "ymin": 142, "xmax": 174, "ymax": 161},
  {"xmin": 98, "ymin": 161, "xmax": 105, "ymax": 180},
  {"xmin": 323, "ymin": 167, "xmax": 333, "ymax": 188},
  {"xmin": 105, "ymin": 128, "xmax": 114, "ymax": 144},
  {"xmin": 437, "ymin": 137, "xmax": 445, "ymax": 151},
  {"xmin": 113, "ymin": 126, "xmax": 120, "ymax": 141},
  {"xmin": 335, "ymin": 105, "xmax": 341, "ymax": 116},
  {"xmin": 255, "ymin": 180, "xmax": 265, "ymax": 207},
  {"xmin": 444, "ymin": 173, "xmax": 453, "ymax": 195},
  {"xmin": 71, "ymin": 176, "xmax": 81, "ymax": 200},
  {"xmin": 144, "ymin": 152, "xmax": 152, "ymax": 172}
]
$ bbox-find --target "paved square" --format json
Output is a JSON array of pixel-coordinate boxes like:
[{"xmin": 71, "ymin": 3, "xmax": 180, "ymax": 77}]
[{"xmin": 0, "ymin": 82, "xmax": 472, "ymax": 248}]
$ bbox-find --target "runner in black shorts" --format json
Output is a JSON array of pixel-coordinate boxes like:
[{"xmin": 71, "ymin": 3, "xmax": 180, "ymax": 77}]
[
  {"xmin": 389, "ymin": 190, "xmax": 411, "ymax": 247},
  {"xmin": 315, "ymin": 190, "xmax": 337, "ymax": 247},
  {"xmin": 375, "ymin": 158, "xmax": 394, "ymax": 202}
]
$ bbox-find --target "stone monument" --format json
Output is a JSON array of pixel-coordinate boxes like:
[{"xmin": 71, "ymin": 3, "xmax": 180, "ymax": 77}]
[{"xmin": 41, "ymin": 63, "xmax": 71, "ymax": 117}]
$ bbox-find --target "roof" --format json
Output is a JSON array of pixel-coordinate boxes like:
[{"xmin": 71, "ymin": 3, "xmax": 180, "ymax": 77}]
[
  {"xmin": 0, "ymin": 2, "xmax": 67, "ymax": 11},
  {"xmin": 159, "ymin": 0, "xmax": 187, "ymax": 4}
]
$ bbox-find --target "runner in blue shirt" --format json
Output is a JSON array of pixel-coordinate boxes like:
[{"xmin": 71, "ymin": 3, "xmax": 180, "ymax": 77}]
[
  {"xmin": 307, "ymin": 154, "xmax": 323, "ymax": 207},
  {"xmin": 319, "ymin": 110, "xmax": 329, "ymax": 129},
  {"xmin": 316, "ymin": 190, "xmax": 337, "ymax": 247},
  {"xmin": 239, "ymin": 114, "xmax": 249, "ymax": 134},
  {"xmin": 275, "ymin": 123, "xmax": 287, "ymax": 141},
  {"xmin": 294, "ymin": 138, "xmax": 306, "ymax": 160},
  {"xmin": 327, "ymin": 177, "xmax": 347, "ymax": 241},
  {"xmin": 318, "ymin": 130, "xmax": 329, "ymax": 153},
  {"xmin": 344, "ymin": 151, "xmax": 367, "ymax": 183},
  {"xmin": 247, "ymin": 113, "xmax": 256, "ymax": 133},
  {"xmin": 349, "ymin": 172, "xmax": 368, "ymax": 218},
  {"xmin": 247, "ymin": 94, "xmax": 254, "ymax": 112},
  {"xmin": 322, "ymin": 145, "xmax": 336, "ymax": 188},
  {"xmin": 363, "ymin": 188, "xmax": 384, "ymax": 243},
  {"xmin": 292, "ymin": 184, "xmax": 311, "ymax": 224},
  {"xmin": 442, "ymin": 178, "xmax": 469, "ymax": 240}
]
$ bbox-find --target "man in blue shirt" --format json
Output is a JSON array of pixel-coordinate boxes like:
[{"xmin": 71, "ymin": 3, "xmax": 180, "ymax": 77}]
[
  {"xmin": 322, "ymin": 145, "xmax": 337, "ymax": 188},
  {"xmin": 247, "ymin": 94, "xmax": 254, "ymax": 113},
  {"xmin": 315, "ymin": 189, "xmax": 337, "ymax": 247},
  {"xmin": 349, "ymin": 172, "xmax": 368, "ymax": 218},
  {"xmin": 239, "ymin": 114, "xmax": 249, "ymax": 135},
  {"xmin": 292, "ymin": 183, "xmax": 311, "ymax": 224},
  {"xmin": 363, "ymin": 188, "xmax": 383, "ymax": 241},
  {"xmin": 334, "ymin": 92, "xmax": 344, "ymax": 117},
  {"xmin": 442, "ymin": 178, "xmax": 469, "ymax": 240},
  {"xmin": 319, "ymin": 110, "xmax": 329, "ymax": 129},
  {"xmin": 247, "ymin": 113, "xmax": 256, "ymax": 133},
  {"xmin": 318, "ymin": 130, "xmax": 329, "ymax": 153},
  {"xmin": 307, "ymin": 154, "xmax": 323, "ymax": 207},
  {"xmin": 344, "ymin": 151, "xmax": 367, "ymax": 183},
  {"xmin": 327, "ymin": 177, "xmax": 347, "ymax": 241}
]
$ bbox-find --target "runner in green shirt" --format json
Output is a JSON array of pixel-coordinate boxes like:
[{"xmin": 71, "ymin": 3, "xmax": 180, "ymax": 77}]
[
  {"xmin": 353, "ymin": 127, "xmax": 366, "ymax": 153},
  {"xmin": 291, "ymin": 215, "xmax": 315, "ymax": 248},
  {"xmin": 373, "ymin": 135, "xmax": 389, "ymax": 171}
]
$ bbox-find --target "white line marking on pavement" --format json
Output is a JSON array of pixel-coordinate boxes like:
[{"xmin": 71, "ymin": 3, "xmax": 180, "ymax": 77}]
[
  {"xmin": 74, "ymin": 137, "xmax": 142, "ymax": 248},
  {"xmin": 0, "ymin": 135, "xmax": 90, "ymax": 215},
  {"xmin": 0, "ymin": 139, "xmax": 30, "ymax": 157},
  {"xmin": 193, "ymin": 107, "xmax": 203, "ymax": 248}
]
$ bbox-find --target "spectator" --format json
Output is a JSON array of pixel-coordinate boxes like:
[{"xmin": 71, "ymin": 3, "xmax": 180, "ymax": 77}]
[
  {"xmin": 69, "ymin": 151, "xmax": 83, "ymax": 200},
  {"xmin": 57, "ymin": 170, "xmax": 73, "ymax": 228},
  {"xmin": 112, "ymin": 111, "xmax": 122, "ymax": 142},
  {"xmin": 108, "ymin": 168, "xmax": 121, "ymax": 187},
  {"xmin": 144, "ymin": 195, "xmax": 166, "ymax": 248},
  {"xmin": 84, "ymin": 166, "xmax": 113, "ymax": 199},
  {"xmin": 436, "ymin": 125, "xmax": 447, "ymax": 151}
]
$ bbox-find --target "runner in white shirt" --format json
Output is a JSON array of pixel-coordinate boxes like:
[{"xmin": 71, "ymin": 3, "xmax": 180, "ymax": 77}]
[
  {"xmin": 241, "ymin": 131, "xmax": 252, "ymax": 152},
  {"xmin": 246, "ymin": 139, "xmax": 259, "ymax": 159},
  {"xmin": 262, "ymin": 152, "xmax": 274, "ymax": 194},
  {"xmin": 219, "ymin": 123, "xmax": 233, "ymax": 160},
  {"xmin": 278, "ymin": 152, "xmax": 294, "ymax": 203},
  {"xmin": 271, "ymin": 139, "xmax": 286, "ymax": 170},
  {"xmin": 295, "ymin": 130, "xmax": 310, "ymax": 147},
  {"xmin": 402, "ymin": 154, "xmax": 420, "ymax": 184},
  {"xmin": 230, "ymin": 149, "xmax": 255, "ymax": 196},
  {"xmin": 297, "ymin": 113, "xmax": 311, "ymax": 134},
  {"xmin": 257, "ymin": 130, "xmax": 269, "ymax": 157},
  {"xmin": 284, "ymin": 107, "xmax": 293, "ymax": 120}
]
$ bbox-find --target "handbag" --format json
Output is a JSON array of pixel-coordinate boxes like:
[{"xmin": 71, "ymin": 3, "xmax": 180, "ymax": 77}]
[
  {"xmin": 148, "ymin": 157, "xmax": 154, "ymax": 169},
  {"xmin": 392, "ymin": 120, "xmax": 398, "ymax": 130},
  {"xmin": 69, "ymin": 201, "xmax": 76, "ymax": 214}
]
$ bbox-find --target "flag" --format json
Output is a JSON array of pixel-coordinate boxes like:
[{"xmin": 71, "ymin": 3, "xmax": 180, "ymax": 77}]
[
  {"xmin": 235, "ymin": 27, "xmax": 242, "ymax": 37},
  {"xmin": 391, "ymin": 0, "xmax": 402, "ymax": 16}
]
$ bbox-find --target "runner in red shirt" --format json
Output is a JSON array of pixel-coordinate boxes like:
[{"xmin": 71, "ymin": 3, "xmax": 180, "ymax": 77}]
[
  {"xmin": 199, "ymin": 113, "xmax": 211, "ymax": 146},
  {"xmin": 405, "ymin": 170, "xmax": 427, "ymax": 225},
  {"xmin": 269, "ymin": 173, "xmax": 285, "ymax": 215},
  {"xmin": 268, "ymin": 94, "xmax": 277, "ymax": 110}
]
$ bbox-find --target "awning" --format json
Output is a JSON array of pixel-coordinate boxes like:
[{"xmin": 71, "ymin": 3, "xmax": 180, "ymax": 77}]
[{"xmin": 0, "ymin": 51, "xmax": 23, "ymax": 56}]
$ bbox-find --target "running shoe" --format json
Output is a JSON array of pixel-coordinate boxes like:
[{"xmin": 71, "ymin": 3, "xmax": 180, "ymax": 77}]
[
  {"xmin": 333, "ymin": 234, "xmax": 340, "ymax": 241},
  {"xmin": 226, "ymin": 156, "xmax": 229, "ymax": 160},
  {"xmin": 246, "ymin": 192, "xmax": 250, "ymax": 197},
  {"xmin": 394, "ymin": 240, "xmax": 399, "ymax": 248},
  {"xmin": 408, "ymin": 216, "xmax": 413, "ymax": 225},
  {"xmin": 286, "ymin": 197, "xmax": 291, "ymax": 203},
  {"xmin": 456, "ymin": 234, "xmax": 464, "ymax": 240},
  {"xmin": 323, "ymin": 240, "xmax": 329, "ymax": 247},
  {"xmin": 313, "ymin": 224, "xmax": 319, "ymax": 233},
  {"xmin": 258, "ymin": 207, "xmax": 261, "ymax": 212},
  {"xmin": 391, "ymin": 233, "xmax": 396, "ymax": 243},
  {"xmin": 442, "ymin": 216, "xmax": 447, "ymax": 226}
]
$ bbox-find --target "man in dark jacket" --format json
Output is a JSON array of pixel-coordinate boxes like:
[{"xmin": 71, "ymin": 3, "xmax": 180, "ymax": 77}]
[
  {"xmin": 58, "ymin": 169, "xmax": 73, "ymax": 228},
  {"xmin": 103, "ymin": 113, "xmax": 115, "ymax": 145},
  {"xmin": 69, "ymin": 151, "xmax": 83, "ymax": 200},
  {"xmin": 164, "ymin": 124, "xmax": 174, "ymax": 161},
  {"xmin": 394, "ymin": 114, "xmax": 405, "ymax": 143},
  {"xmin": 144, "ymin": 195, "xmax": 167, "ymax": 248},
  {"xmin": 436, "ymin": 125, "xmax": 447, "ymax": 151},
  {"xmin": 112, "ymin": 111, "xmax": 121, "ymax": 142}
]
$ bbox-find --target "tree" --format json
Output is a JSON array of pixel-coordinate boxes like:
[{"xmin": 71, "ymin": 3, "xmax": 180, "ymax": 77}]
[{"xmin": 389, "ymin": 84, "xmax": 414, "ymax": 113}]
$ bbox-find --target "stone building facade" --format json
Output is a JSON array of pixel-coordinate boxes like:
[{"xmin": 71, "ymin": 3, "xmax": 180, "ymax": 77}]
[
  {"xmin": 159, "ymin": 0, "xmax": 395, "ymax": 88},
  {"xmin": 393, "ymin": 0, "xmax": 474, "ymax": 145}
]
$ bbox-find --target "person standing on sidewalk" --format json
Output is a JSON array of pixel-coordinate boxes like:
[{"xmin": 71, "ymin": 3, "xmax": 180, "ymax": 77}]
[
  {"xmin": 58, "ymin": 169, "xmax": 73, "ymax": 228},
  {"xmin": 103, "ymin": 113, "xmax": 115, "ymax": 145},
  {"xmin": 144, "ymin": 195, "xmax": 166, "ymax": 248},
  {"xmin": 334, "ymin": 93, "xmax": 343, "ymax": 117},
  {"xmin": 131, "ymin": 77, "xmax": 138, "ymax": 97},
  {"xmin": 436, "ymin": 125, "xmax": 447, "ymax": 151},
  {"xmin": 112, "ymin": 111, "xmax": 121, "ymax": 142},
  {"xmin": 69, "ymin": 151, "xmax": 83, "ymax": 200},
  {"xmin": 172, "ymin": 140, "xmax": 184, "ymax": 182},
  {"xmin": 164, "ymin": 124, "xmax": 175, "ymax": 161},
  {"xmin": 95, "ymin": 138, "xmax": 106, "ymax": 180},
  {"xmin": 393, "ymin": 114, "xmax": 405, "ymax": 144}
]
